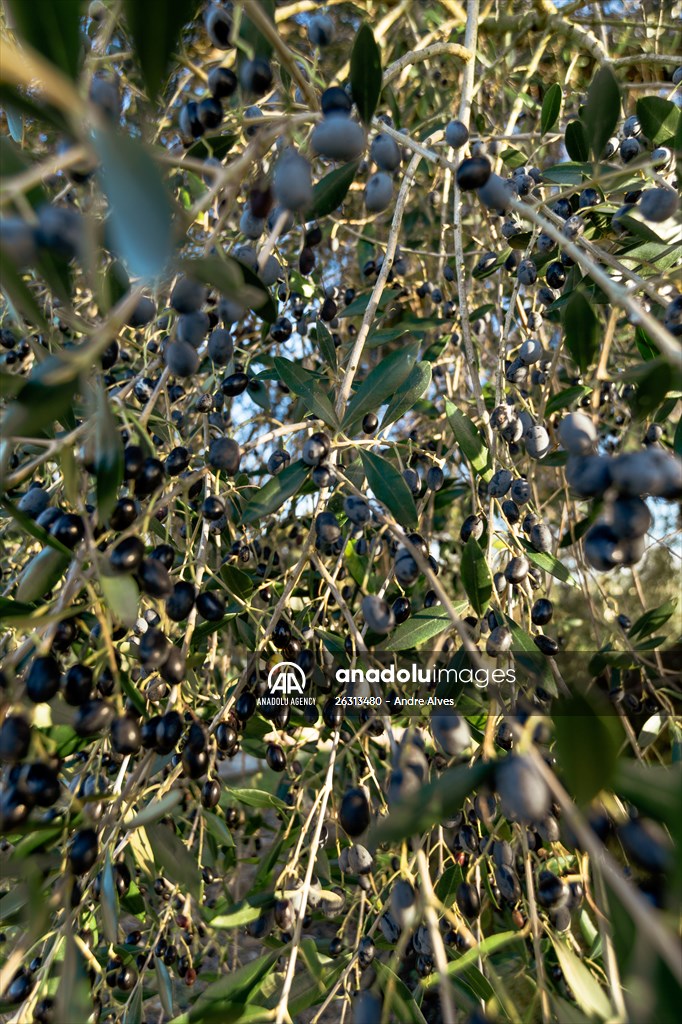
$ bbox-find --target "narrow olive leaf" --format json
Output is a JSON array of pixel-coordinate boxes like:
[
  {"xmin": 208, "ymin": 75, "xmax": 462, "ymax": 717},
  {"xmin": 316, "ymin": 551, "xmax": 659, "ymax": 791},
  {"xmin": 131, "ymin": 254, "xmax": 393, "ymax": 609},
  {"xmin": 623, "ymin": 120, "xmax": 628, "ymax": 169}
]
[
  {"xmin": 420, "ymin": 931, "xmax": 525, "ymax": 987},
  {"xmin": 179, "ymin": 255, "xmax": 273, "ymax": 320},
  {"xmin": 378, "ymin": 603, "xmax": 468, "ymax": 652},
  {"xmin": 94, "ymin": 385, "xmax": 123, "ymax": 524},
  {"xmin": 123, "ymin": 0, "xmax": 195, "ymax": 100},
  {"xmin": 360, "ymin": 449, "xmax": 418, "ymax": 528},
  {"xmin": 220, "ymin": 563, "xmax": 254, "ymax": 600},
  {"xmin": 100, "ymin": 573, "xmax": 140, "ymax": 628},
  {"xmin": 0, "ymin": 596, "xmax": 37, "ymax": 620},
  {"xmin": 636, "ymin": 96, "xmax": 680, "ymax": 146},
  {"xmin": 554, "ymin": 695, "xmax": 620, "ymax": 805},
  {"xmin": 311, "ymin": 160, "xmax": 359, "ymax": 218},
  {"xmin": 562, "ymin": 289, "xmax": 599, "ymax": 373},
  {"xmin": 6, "ymin": 0, "xmax": 82, "ymax": 80},
  {"xmin": 0, "ymin": 884, "xmax": 29, "ymax": 919},
  {"xmin": 381, "ymin": 360, "xmax": 432, "ymax": 428},
  {"xmin": 187, "ymin": 133, "xmax": 237, "ymax": 161},
  {"xmin": 374, "ymin": 961, "xmax": 428, "ymax": 1024},
  {"xmin": 202, "ymin": 809, "xmax": 235, "ymax": 848},
  {"xmin": 545, "ymin": 385, "xmax": 593, "ymax": 415},
  {"xmin": 123, "ymin": 984, "xmax": 143, "ymax": 1024},
  {"xmin": 207, "ymin": 902, "xmax": 265, "ymax": 930},
  {"xmin": 191, "ymin": 608, "xmax": 239, "ymax": 642},
  {"xmin": 288, "ymin": 962, "xmax": 350, "ymax": 1019},
  {"xmin": 445, "ymin": 399, "xmax": 492, "ymax": 480},
  {"xmin": 35, "ymin": 247, "xmax": 73, "ymax": 310},
  {"xmin": 0, "ymin": 249, "xmax": 50, "ymax": 332},
  {"xmin": 223, "ymin": 786, "xmax": 288, "ymax": 810},
  {"xmin": 57, "ymin": 446, "xmax": 77, "ymax": 510},
  {"xmin": 541, "ymin": 83, "xmax": 562, "ymax": 135},
  {"xmin": 564, "ymin": 120, "xmax": 590, "ymax": 162},
  {"xmin": 371, "ymin": 761, "xmax": 494, "ymax": 844},
  {"xmin": 5, "ymin": 102, "xmax": 23, "ymax": 142},
  {"xmin": 101, "ymin": 851, "xmax": 119, "ymax": 944},
  {"xmin": 582, "ymin": 65, "xmax": 620, "ymax": 161},
  {"xmin": 342, "ymin": 340, "xmax": 419, "ymax": 432},
  {"xmin": 313, "ymin": 320, "xmax": 338, "ymax": 372},
  {"xmin": 550, "ymin": 937, "xmax": 613, "ymax": 1021},
  {"xmin": 626, "ymin": 360, "xmax": 675, "ymax": 420},
  {"xmin": 1, "ymin": 354, "xmax": 81, "ymax": 436},
  {"xmin": 170, "ymin": 951, "xmax": 280, "ymax": 1023},
  {"xmin": 542, "ymin": 161, "xmax": 591, "ymax": 188},
  {"xmin": 613, "ymin": 762, "xmax": 682, "ymax": 846},
  {"xmin": 15, "ymin": 547, "xmax": 71, "ymax": 603},
  {"xmin": 145, "ymin": 822, "xmax": 201, "ymax": 899},
  {"xmin": 559, "ymin": 513, "xmax": 597, "ymax": 549},
  {"xmin": 117, "ymin": 674, "xmax": 145, "ymax": 719},
  {"xmin": 461, "ymin": 537, "xmax": 492, "ymax": 615},
  {"xmin": 0, "ymin": 83, "xmax": 70, "ymax": 135},
  {"xmin": 124, "ymin": 789, "xmax": 183, "ymax": 829},
  {"xmin": 350, "ymin": 24, "xmax": 382, "ymax": 126},
  {"xmin": 502, "ymin": 613, "xmax": 555, "ymax": 693},
  {"xmin": 273, "ymin": 357, "xmax": 340, "ymax": 428},
  {"xmin": 56, "ymin": 930, "xmax": 92, "ymax": 1024},
  {"xmin": 629, "ymin": 597, "xmax": 677, "ymax": 641},
  {"xmin": 299, "ymin": 939, "xmax": 329, "ymax": 1000},
  {"xmin": 155, "ymin": 957, "xmax": 174, "ymax": 1018},
  {"xmin": 552, "ymin": 997, "xmax": 592, "ymax": 1024},
  {"xmin": 519, "ymin": 538, "xmax": 577, "ymax": 586},
  {"xmin": 635, "ymin": 325, "xmax": 659, "ymax": 362},
  {"xmin": 242, "ymin": 459, "xmax": 309, "ymax": 524},
  {"xmin": 93, "ymin": 126, "xmax": 174, "ymax": 280}
]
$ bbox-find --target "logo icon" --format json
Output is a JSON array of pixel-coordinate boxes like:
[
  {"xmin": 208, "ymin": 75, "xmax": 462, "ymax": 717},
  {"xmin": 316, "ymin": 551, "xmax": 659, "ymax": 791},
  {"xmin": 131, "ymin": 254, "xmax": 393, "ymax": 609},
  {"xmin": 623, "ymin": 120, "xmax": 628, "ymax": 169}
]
[{"xmin": 267, "ymin": 661, "xmax": 307, "ymax": 695}]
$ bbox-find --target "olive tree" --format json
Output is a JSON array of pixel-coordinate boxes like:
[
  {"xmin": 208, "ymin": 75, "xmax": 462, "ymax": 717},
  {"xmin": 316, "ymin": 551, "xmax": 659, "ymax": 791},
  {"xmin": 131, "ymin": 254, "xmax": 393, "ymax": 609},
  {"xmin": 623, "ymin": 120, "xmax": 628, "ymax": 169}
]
[{"xmin": 0, "ymin": 2, "xmax": 681, "ymax": 1023}]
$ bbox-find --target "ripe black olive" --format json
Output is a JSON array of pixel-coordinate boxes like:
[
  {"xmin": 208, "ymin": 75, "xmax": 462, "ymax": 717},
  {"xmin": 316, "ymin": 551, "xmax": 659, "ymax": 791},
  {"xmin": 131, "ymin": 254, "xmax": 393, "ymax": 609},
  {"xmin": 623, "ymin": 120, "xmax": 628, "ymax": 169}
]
[
  {"xmin": 69, "ymin": 828, "xmax": 98, "ymax": 875},
  {"xmin": 339, "ymin": 788, "xmax": 370, "ymax": 836},
  {"xmin": 110, "ymin": 716, "xmax": 142, "ymax": 755},
  {"xmin": 166, "ymin": 581, "xmax": 196, "ymax": 621},
  {"xmin": 155, "ymin": 711, "xmax": 183, "ymax": 754},
  {"xmin": 266, "ymin": 743, "xmax": 286, "ymax": 772},
  {"xmin": 26, "ymin": 656, "xmax": 61, "ymax": 704},
  {"xmin": 456, "ymin": 880, "xmax": 481, "ymax": 918},
  {"xmin": 537, "ymin": 870, "xmax": 568, "ymax": 909},
  {"xmin": 137, "ymin": 558, "xmax": 173, "ymax": 598},
  {"xmin": 110, "ymin": 536, "xmax": 145, "ymax": 573},
  {"xmin": 0, "ymin": 714, "xmax": 31, "ymax": 763},
  {"xmin": 201, "ymin": 778, "xmax": 221, "ymax": 808}
]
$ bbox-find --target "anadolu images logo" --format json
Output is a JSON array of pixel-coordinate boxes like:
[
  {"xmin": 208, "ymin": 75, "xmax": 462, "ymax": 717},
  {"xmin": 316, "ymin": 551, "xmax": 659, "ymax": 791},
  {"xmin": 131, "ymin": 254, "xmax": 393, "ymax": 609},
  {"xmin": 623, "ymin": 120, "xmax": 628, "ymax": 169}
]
[{"xmin": 264, "ymin": 662, "xmax": 314, "ymax": 706}]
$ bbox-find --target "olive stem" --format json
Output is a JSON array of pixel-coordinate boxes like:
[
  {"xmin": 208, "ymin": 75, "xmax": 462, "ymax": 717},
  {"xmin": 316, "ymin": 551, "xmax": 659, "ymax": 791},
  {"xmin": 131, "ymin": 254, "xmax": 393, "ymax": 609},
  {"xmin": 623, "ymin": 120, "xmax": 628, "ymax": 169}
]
[
  {"xmin": 531, "ymin": 750, "xmax": 682, "ymax": 984},
  {"xmin": 334, "ymin": 148, "xmax": 421, "ymax": 418},
  {"xmin": 520, "ymin": 827, "xmax": 552, "ymax": 1024},
  {"xmin": 310, "ymin": 552, "xmax": 368, "ymax": 652},
  {"xmin": 509, "ymin": 196, "xmax": 681, "ymax": 365},
  {"xmin": 382, "ymin": 40, "xmax": 472, "ymax": 88},
  {"xmin": 243, "ymin": 1, "xmax": 319, "ymax": 110},
  {"xmin": 593, "ymin": 864, "xmax": 628, "ymax": 1020},
  {"xmin": 274, "ymin": 730, "xmax": 340, "ymax": 1024},
  {"xmin": 453, "ymin": 0, "xmax": 493, "ymax": 448},
  {"xmin": 416, "ymin": 847, "xmax": 459, "ymax": 1022}
]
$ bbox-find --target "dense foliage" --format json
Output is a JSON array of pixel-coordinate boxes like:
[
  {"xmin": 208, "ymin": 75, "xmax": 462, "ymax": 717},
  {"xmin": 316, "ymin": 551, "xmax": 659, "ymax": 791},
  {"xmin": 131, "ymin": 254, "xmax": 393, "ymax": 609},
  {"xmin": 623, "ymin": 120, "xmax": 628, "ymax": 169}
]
[{"xmin": 1, "ymin": 2, "xmax": 681, "ymax": 1023}]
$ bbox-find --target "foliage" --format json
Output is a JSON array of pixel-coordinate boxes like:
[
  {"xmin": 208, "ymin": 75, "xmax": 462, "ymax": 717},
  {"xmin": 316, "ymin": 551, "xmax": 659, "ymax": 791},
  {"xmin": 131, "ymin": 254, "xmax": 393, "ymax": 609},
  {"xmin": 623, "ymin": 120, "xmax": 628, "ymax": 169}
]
[{"xmin": 0, "ymin": 2, "xmax": 681, "ymax": 1024}]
